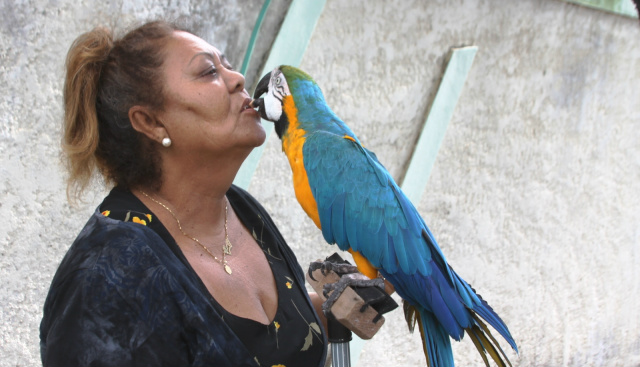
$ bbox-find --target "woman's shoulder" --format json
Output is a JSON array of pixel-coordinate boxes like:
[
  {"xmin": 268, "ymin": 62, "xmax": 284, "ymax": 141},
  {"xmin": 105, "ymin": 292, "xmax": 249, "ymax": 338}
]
[
  {"xmin": 50, "ymin": 187, "xmax": 177, "ymax": 291},
  {"xmin": 41, "ymin": 214, "xmax": 205, "ymax": 367},
  {"xmin": 41, "ymin": 210, "xmax": 174, "ymax": 326},
  {"xmin": 51, "ymin": 209, "xmax": 166, "ymax": 286}
]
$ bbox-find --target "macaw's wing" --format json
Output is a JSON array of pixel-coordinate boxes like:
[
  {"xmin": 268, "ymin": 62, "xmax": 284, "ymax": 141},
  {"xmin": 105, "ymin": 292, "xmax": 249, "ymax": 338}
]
[
  {"xmin": 302, "ymin": 130, "xmax": 519, "ymax": 362},
  {"xmin": 302, "ymin": 130, "xmax": 449, "ymax": 278}
]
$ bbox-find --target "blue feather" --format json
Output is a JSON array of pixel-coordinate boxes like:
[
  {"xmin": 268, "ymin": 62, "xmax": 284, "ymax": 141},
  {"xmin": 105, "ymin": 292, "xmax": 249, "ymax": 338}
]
[
  {"xmin": 382, "ymin": 234, "xmax": 398, "ymax": 273},
  {"xmin": 345, "ymin": 214, "xmax": 359, "ymax": 252},
  {"xmin": 420, "ymin": 309, "xmax": 455, "ymax": 367},
  {"xmin": 330, "ymin": 193, "xmax": 347, "ymax": 245}
]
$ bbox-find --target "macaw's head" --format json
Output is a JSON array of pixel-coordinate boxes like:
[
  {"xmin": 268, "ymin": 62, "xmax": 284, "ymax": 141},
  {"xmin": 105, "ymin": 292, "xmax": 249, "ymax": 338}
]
[{"xmin": 251, "ymin": 65, "xmax": 325, "ymax": 140}]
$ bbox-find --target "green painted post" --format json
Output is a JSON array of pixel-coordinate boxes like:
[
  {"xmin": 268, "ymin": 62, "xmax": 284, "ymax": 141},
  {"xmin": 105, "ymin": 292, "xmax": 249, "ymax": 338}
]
[
  {"xmin": 400, "ymin": 46, "xmax": 478, "ymax": 204},
  {"xmin": 563, "ymin": 0, "xmax": 639, "ymax": 18}
]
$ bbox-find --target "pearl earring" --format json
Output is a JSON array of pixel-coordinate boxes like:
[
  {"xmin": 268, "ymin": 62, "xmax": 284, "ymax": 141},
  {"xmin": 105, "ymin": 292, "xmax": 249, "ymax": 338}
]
[{"xmin": 162, "ymin": 137, "xmax": 172, "ymax": 147}]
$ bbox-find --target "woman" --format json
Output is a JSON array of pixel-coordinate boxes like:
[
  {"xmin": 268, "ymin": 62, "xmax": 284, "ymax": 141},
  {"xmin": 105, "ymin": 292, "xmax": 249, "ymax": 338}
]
[{"xmin": 40, "ymin": 20, "xmax": 327, "ymax": 367}]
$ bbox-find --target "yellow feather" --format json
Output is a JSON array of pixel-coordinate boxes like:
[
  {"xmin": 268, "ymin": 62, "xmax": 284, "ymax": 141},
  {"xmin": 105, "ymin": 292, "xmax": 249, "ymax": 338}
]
[
  {"xmin": 346, "ymin": 248, "xmax": 379, "ymax": 279},
  {"xmin": 466, "ymin": 327, "xmax": 491, "ymax": 367},
  {"xmin": 471, "ymin": 313, "xmax": 512, "ymax": 367},
  {"xmin": 476, "ymin": 329, "xmax": 507, "ymax": 367},
  {"xmin": 281, "ymin": 95, "xmax": 321, "ymax": 228}
]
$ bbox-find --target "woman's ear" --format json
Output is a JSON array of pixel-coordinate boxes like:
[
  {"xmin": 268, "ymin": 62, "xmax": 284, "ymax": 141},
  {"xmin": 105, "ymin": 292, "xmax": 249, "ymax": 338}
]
[{"xmin": 129, "ymin": 105, "xmax": 167, "ymax": 144}]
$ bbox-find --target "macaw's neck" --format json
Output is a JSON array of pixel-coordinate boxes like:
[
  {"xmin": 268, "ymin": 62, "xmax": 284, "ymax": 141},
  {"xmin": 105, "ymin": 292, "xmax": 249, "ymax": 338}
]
[{"xmin": 286, "ymin": 79, "xmax": 342, "ymax": 136}]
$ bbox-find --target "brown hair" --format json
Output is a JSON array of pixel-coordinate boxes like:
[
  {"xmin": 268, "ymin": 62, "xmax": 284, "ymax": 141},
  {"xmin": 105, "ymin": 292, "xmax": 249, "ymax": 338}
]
[{"xmin": 62, "ymin": 20, "xmax": 184, "ymax": 200}]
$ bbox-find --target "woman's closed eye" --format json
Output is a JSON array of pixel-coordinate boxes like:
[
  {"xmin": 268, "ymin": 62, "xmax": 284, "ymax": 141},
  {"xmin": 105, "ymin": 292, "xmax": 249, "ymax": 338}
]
[{"xmin": 202, "ymin": 66, "xmax": 217, "ymax": 77}]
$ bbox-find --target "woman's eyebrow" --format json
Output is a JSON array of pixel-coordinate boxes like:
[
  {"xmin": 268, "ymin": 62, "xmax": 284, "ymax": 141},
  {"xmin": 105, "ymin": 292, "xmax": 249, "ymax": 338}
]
[{"xmin": 187, "ymin": 51, "xmax": 217, "ymax": 66}]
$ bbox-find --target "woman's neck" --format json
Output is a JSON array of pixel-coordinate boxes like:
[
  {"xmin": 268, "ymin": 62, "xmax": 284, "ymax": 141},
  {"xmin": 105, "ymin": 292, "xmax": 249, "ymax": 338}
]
[{"xmin": 135, "ymin": 162, "xmax": 239, "ymax": 239}]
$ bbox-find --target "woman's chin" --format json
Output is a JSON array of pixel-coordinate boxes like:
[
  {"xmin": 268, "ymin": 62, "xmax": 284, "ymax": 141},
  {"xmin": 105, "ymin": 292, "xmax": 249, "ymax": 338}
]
[{"xmin": 251, "ymin": 122, "xmax": 267, "ymax": 146}]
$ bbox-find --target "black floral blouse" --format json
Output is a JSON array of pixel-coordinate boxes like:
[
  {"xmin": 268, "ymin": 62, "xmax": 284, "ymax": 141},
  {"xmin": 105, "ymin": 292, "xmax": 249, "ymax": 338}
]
[{"xmin": 40, "ymin": 185, "xmax": 327, "ymax": 367}]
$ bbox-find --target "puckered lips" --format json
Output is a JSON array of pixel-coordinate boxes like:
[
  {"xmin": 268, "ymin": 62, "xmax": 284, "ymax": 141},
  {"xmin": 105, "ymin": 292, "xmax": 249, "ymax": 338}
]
[{"xmin": 241, "ymin": 97, "xmax": 253, "ymax": 113}]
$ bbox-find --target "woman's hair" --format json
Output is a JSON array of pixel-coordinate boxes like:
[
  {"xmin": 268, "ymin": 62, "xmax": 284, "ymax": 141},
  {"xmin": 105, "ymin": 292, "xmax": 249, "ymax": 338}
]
[{"xmin": 62, "ymin": 20, "xmax": 185, "ymax": 200}]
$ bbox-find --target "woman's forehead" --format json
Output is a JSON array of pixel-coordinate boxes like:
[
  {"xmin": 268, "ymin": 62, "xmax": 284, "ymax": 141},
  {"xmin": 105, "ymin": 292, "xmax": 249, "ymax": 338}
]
[{"xmin": 168, "ymin": 31, "xmax": 223, "ymax": 65}]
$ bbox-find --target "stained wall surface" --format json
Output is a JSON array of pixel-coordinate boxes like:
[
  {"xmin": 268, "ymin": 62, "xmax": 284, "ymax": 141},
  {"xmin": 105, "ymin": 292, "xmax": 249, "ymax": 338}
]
[{"xmin": 2, "ymin": 0, "xmax": 639, "ymax": 366}]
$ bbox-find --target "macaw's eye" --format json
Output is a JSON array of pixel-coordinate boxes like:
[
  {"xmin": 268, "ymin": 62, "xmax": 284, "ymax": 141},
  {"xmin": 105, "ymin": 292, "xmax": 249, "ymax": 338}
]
[{"xmin": 275, "ymin": 76, "xmax": 282, "ymax": 86}]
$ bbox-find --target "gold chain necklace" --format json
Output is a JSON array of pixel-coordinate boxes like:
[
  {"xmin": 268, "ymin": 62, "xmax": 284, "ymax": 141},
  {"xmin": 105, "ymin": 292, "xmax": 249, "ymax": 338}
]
[{"xmin": 140, "ymin": 191, "xmax": 233, "ymax": 275}]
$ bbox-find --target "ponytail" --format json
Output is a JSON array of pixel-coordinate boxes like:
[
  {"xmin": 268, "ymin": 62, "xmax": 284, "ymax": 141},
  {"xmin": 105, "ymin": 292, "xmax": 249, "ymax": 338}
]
[
  {"xmin": 61, "ymin": 21, "xmax": 182, "ymax": 202},
  {"xmin": 62, "ymin": 27, "xmax": 113, "ymax": 201}
]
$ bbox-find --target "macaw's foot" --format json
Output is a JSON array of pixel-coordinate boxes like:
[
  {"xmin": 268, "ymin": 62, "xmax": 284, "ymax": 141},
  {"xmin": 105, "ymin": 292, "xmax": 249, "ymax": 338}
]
[
  {"xmin": 308, "ymin": 260, "xmax": 360, "ymax": 281},
  {"xmin": 321, "ymin": 274, "xmax": 385, "ymax": 316}
]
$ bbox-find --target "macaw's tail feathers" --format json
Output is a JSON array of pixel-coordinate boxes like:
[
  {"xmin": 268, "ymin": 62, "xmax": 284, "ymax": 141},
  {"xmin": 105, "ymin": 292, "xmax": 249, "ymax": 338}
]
[
  {"xmin": 404, "ymin": 298, "xmax": 517, "ymax": 367},
  {"xmin": 405, "ymin": 302, "xmax": 455, "ymax": 367},
  {"xmin": 451, "ymin": 271, "xmax": 518, "ymax": 354},
  {"xmin": 465, "ymin": 312, "xmax": 512, "ymax": 367}
]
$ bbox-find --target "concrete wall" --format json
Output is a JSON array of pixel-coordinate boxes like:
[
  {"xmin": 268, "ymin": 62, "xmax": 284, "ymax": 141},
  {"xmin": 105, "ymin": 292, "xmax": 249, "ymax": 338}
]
[{"xmin": 2, "ymin": 0, "xmax": 639, "ymax": 366}]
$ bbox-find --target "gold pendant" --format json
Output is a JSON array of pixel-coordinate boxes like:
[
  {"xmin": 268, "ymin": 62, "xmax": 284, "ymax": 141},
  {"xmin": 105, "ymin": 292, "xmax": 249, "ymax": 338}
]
[
  {"xmin": 223, "ymin": 238, "xmax": 232, "ymax": 255},
  {"xmin": 224, "ymin": 264, "xmax": 232, "ymax": 275}
]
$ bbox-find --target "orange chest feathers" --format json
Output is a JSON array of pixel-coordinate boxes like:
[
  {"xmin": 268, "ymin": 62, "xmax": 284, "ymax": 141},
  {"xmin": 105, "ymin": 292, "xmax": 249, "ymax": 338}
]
[{"xmin": 281, "ymin": 95, "xmax": 321, "ymax": 228}]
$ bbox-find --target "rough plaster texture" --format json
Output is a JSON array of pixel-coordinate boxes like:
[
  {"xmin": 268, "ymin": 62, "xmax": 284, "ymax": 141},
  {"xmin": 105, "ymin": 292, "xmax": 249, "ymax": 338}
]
[{"xmin": 1, "ymin": 0, "xmax": 638, "ymax": 366}]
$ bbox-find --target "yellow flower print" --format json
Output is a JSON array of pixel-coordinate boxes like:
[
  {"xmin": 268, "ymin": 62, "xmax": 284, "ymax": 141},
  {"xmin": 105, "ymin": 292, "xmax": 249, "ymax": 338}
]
[
  {"xmin": 273, "ymin": 320, "xmax": 281, "ymax": 349},
  {"xmin": 146, "ymin": 214, "xmax": 152, "ymax": 222},
  {"xmin": 101, "ymin": 210, "xmax": 111, "ymax": 217},
  {"xmin": 272, "ymin": 365, "xmax": 286, "ymax": 367},
  {"xmin": 284, "ymin": 276, "xmax": 294, "ymax": 289},
  {"xmin": 132, "ymin": 216, "xmax": 147, "ymax": 226}
]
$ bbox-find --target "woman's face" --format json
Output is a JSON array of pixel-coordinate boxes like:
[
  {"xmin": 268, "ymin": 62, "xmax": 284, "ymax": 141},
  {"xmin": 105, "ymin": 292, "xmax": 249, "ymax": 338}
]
[{"xmin": 158, "ymin": 31, "xmax": 265, "ymax": 159}]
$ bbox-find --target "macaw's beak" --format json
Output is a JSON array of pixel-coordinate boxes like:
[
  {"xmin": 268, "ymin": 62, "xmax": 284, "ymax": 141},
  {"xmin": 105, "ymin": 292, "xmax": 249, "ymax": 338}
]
[
  {"xmin": 253, "ymin": 71, "xmax": 271, "ymax": 99},
  {"xmin": 251, "ymin": 71, "xmax": 271, "ymax": 120},
  {"xmin": 249, "ymin": 97, "xmax": 266, "ymax": 119}
]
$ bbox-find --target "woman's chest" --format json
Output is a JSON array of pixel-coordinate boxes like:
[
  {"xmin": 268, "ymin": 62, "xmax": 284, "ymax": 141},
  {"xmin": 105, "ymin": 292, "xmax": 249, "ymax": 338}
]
[{"xmin": 180, "ymin": 230, "xmax": 279, "ymax": 324}]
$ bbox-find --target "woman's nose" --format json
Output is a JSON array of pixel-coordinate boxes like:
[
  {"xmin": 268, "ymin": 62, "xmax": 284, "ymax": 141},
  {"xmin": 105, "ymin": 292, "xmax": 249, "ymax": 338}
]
[{"xmin": 223, "ymin": 68, "xmax": 245, "ymax": 93}]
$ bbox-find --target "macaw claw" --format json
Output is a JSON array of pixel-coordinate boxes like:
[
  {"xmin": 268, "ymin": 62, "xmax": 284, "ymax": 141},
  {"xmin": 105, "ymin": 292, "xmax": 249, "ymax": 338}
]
[{"xmin": 307, "ymin": 260, "xmax": 360, "ymax": 281}]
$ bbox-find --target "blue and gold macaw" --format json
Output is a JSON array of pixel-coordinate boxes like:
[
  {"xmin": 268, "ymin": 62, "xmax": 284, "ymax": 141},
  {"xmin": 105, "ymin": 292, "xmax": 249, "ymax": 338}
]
[{"xmin": 252, "ymin": 65, "xmax": 518, "ymax": 367}]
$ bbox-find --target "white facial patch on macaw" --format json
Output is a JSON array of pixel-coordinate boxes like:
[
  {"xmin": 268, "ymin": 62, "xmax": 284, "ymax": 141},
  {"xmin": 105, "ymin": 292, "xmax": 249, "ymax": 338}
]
[
  {"xmin": 263, "ymin": 70, "xmax": 290, "ymax": 121},
  {"xmin": 263, "ymin": 90, "xmax": 282, "ymax": 121}
]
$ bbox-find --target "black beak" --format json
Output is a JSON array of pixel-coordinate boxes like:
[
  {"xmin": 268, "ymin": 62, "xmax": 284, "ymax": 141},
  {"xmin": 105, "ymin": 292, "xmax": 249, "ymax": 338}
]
[
  {"xmin": 253, "ymin": 71, "xmax": 271, "ymax": 99},
  {"xmin": 251, "ymin": 71, "xmax": 272, "ymax": 120}
]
